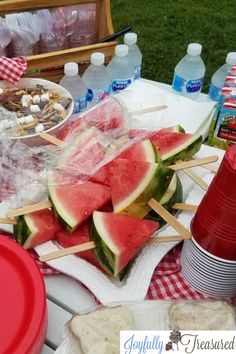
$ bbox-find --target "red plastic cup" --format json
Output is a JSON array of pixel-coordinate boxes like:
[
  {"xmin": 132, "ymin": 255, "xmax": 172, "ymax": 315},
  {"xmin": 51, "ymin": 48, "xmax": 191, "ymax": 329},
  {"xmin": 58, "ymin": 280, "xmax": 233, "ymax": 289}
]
[{"xmin": 191, "ymin": 144, "xmax": 236, "ymax": 259}]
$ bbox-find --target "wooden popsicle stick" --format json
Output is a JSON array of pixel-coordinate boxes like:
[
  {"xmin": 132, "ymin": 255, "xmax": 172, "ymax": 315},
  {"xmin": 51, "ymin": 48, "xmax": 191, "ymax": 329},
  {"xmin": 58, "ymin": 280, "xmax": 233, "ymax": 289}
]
[
  {"xmin": 39, "ymin": 235, "xmax": 185, "ymax": 263},
  {"xmin": 129, "ymin": 105, "xmax": 168, "ymax": 116},
  {"xmin": 169, "ymin": 155, "xmax": 219, "ymax": 171},
  {"xmin": 183, "ymin": 168, "xmax": 208, "ymax": 191},
  {"xmin": 201, "ymin": 163, "xmax": 218, "ymax": 173},
  {"xmin": 40, "ymin": 132, "xmax": 63, "ymax": 146},
  {"xmin": 148, "ymin": 198, "xmax": 191, "ymax": 240},
  {"xmin": 39, "ymin": 241, "xmax": 96, "ymax": 262},
  {"xmin": 6, "ymin": 200, "xmax": 52, "ymax": 218},
  {"xmin": 172, "ymin": 203, "xmax": 198, "ymax": 212},
  {"xmin": 0, "ymin": 217, "xmax": 17, "ymax": 225},
  {"xmin": 148, "ymin": 235, "xmax": 184, "ymax": 244}
]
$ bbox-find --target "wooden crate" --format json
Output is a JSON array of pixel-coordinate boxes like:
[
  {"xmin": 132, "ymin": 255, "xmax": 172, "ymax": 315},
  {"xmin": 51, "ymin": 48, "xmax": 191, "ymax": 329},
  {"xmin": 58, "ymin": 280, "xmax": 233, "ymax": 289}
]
[{"xmin": 0, "ymin": 0, "xmax": 117, "ymax": 82}]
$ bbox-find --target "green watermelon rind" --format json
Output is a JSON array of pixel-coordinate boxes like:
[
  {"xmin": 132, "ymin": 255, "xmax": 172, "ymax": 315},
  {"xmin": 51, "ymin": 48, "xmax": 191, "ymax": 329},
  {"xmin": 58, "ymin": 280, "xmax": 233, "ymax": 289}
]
[
  {"xmin": 48, "ymin": 195, "xmax": 74, "ymax": 233},
  {"xmin": 145, "ymin": 173, "xmax": 183, "ymax": 226},
  {"xmin": 14, "ymin": 216, "xmax": 33, "ymax": 248},
  {"xmin": 151, "ymin": 166, "xmax": 175, "ymax": 202},
  {"xmin": 47, "ymin": 171, "xmax": 80, "ymax": 233},
  {"xmin": 90, "ymin": 218, "xmax": 129, "ymax": 280},
  {"xmin": 114, "ymin": 163, "xmax": 162, "ymax": 219},
  {"xmin": 161, "ymin": 134, "xmax": 202, "ymax": 166},
  {"xmin": 176, "ymin": 125, "xmax": 185, "ymax": 133}
]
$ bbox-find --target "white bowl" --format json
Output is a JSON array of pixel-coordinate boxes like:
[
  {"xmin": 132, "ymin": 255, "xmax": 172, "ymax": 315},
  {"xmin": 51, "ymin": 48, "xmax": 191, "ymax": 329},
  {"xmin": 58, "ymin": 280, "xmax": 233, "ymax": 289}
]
[{"xmin": 0, "ymin": 78, "xmax": 74, "ymax": 147}]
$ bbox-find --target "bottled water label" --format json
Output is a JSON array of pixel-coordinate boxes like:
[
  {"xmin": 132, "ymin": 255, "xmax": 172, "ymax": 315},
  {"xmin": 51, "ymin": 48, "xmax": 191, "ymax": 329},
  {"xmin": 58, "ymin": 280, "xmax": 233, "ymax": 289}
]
[
  {"xmin": 134, "ymin": 64, "xmax": 141, "ymax": 80},
  {"xmin": 172, "ymin": 74, "xmax": 204, "ymax": 93},
  {"xmin": 87, "ymin": 86, "xmax": 110, "ymax": 104},
  {"xmin": 111, "ymin": 79, "xmax": 132, "ymax": 92},
  {"xmin": 208, "ymin": 83, "xmax": 221, "ymax": 101},
  {"xmin": 73, "ymin": 95, "xmax": 87, "ymax": 114}
]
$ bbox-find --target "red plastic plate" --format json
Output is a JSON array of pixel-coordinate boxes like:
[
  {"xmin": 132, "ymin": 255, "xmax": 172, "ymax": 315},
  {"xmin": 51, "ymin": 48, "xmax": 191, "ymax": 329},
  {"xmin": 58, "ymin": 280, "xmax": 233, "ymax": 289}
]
[{"xmin": 0, "ymin": 236, "xmax": 47, "ymax": 354}]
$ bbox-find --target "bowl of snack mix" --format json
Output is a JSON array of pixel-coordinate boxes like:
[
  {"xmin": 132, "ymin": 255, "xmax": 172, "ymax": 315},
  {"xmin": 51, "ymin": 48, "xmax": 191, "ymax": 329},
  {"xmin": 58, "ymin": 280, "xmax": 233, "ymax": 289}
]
[{"xmin": 0, "ymin": 78, "xmax": 74, "ymax": 146}]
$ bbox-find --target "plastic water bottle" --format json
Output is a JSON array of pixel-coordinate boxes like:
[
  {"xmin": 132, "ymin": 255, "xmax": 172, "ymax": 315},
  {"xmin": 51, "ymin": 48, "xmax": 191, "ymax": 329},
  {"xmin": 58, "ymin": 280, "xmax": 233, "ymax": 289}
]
[
  {"xmin": 124, "ymin": 32, "xmax": 142, "ymax": 80},
  {"xmin": 172, "ymin": 43, "xmax": 206, "ymax": 100},
  {"xmin": 107, "ymin": 44, "xmax": 134, "ymax": 93},
  {"xmin": 208, "ymin": 52, "xmax": 236, "ymax": 101},
  {"xmin": 82, "ymin": 52, "xmax": 111, "ymax": 107},
  {"xmin": 59, "ymin": 62, "xmax": 87, "ymax": 114}
]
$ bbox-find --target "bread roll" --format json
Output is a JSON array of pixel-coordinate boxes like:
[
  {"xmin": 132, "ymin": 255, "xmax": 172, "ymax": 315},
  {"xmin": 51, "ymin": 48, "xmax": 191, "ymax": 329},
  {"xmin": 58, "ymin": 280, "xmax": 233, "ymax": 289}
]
[{"xmin": 169, "ymin": 301, "xmax": 236, "ymax": 330}]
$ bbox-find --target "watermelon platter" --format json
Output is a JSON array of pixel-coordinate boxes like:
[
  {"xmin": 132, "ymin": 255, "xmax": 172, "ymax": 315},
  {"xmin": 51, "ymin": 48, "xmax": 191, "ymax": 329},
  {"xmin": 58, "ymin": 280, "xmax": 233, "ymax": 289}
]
[{"xmin": 0, "ymin": 106, "xmax": 224, "ymax": 303}]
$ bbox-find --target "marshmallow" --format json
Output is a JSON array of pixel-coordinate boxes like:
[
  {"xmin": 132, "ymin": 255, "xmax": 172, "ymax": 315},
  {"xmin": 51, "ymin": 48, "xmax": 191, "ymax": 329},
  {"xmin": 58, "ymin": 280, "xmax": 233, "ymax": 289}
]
[
  {"xmin": 35, "ymin": 124, "xmax": 44, "ymax": 133},
  {"xmin": 30, "ymin": 105, "xmax": 41, "ymax": 113},
  {"xmin": 53, "ymin": 103, "xmax": 65, "ymax": 112}
]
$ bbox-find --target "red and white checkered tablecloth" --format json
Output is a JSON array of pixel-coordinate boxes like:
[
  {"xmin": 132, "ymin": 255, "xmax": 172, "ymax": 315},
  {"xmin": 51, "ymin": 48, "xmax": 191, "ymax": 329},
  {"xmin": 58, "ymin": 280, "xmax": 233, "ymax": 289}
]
[
  {"xmin": 0, "ymin": 56, "xmax": 27, "ymax": 85},
  {"xmin": 30, "ymin": 242, "xmax": 211, "ymax": 301}
]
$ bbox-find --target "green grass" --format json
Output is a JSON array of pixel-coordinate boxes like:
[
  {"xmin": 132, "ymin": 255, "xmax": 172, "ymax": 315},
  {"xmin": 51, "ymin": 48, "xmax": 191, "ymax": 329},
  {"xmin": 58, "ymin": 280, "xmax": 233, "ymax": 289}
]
[{"xmin": 111, "ymin": 0, "xmax": 236, "ymax": 92}]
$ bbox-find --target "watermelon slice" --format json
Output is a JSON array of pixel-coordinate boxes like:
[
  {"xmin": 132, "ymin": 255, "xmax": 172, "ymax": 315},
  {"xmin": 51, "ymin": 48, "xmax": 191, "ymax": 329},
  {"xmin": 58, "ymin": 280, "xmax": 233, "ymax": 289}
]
[
  {"xmin": 146, "ymin": 172, "xmax": 183, "ymax": 226},
  {"xmin": 48, "ymin": 172, "xmax": 111, "ymax": 232},
  {"xmin": 56, "ymin": 223, "xmax": 103, "ymax": 270},
  {"xmin": 117, "ymin": 139, "xmax": 157, "ymax": 163},
  {"xmin": 150, "ymin": 131, "xmax": 202, "ymax": 165},
  {"xmin": 109, "ymin": 158, "xmax": 161, "ymax": 218},
  {"xmin": 90, "ymin": 211, "xmax": 159, "ymax": 277},
  {"xmin": 14, "ymin": 209, "xmax": 61, "ymax": 249}
]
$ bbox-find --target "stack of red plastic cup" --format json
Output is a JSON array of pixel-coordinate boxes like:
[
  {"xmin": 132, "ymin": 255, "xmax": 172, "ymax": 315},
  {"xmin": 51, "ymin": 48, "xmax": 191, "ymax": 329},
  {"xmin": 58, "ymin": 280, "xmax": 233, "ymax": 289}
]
[
  {"xmin": 181, "ymin": 144, "xmax": 236, "ymax": 297},
  {"xmin": 192, "ymin": 144, "xmax": 236, "ymax": 260}
]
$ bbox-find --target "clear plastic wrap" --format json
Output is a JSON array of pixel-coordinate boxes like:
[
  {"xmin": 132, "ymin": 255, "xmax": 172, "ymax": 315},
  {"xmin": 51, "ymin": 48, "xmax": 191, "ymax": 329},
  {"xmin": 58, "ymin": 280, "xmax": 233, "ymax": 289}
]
[
  {"xmin": 0, "ymin": 95, "xmax": 161, "ymax": 203},
  {"xmin": 37, "ymin": 5, "xmax": 90, "ymax": 53},
  {"xmin": 5, "ymin": 12, "xmax": 41, "ymax": 57},
  {"xmin": 0, "ymin": 18, "xmax": 11, "ymax": 56}
]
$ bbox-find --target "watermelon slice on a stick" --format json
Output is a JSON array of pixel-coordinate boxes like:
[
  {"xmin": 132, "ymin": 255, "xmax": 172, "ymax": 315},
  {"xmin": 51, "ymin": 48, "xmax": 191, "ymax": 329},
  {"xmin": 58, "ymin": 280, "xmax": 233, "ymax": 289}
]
[
  {"xmin": 150, "ymin": 131, "xmax": 202, "ymax": 165},
  {"xmin": 90, "ymin": 211, "xmax": 159, "ymax": 277},
  {"xmin": 14, "ymin": 209, "xmax": 61, "ymax": 249},
  {"xmin": 48, "ymin": 172, "xmax": 111, "ymax": 232}
]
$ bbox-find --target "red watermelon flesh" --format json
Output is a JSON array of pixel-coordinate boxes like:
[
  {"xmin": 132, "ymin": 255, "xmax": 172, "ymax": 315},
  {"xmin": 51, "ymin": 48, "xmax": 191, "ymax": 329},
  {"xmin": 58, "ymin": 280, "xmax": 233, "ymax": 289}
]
[
  {"xmin": 48, "ymin": 171, "xmax": 111, "ymax": 232},
  {"xmin": 129, "ymin": 125, "xmax": 184, "ymax": 139},
  {"xmin": 92, "ymin": 211, "xmax": 159, "ymax": 275},
  {"xmin": 89, "ymin": 164, "xmax": 110, "ymax": 186},
  {"xmin": 56, "ymin": 223, "xmax": 103, "ymax": 270},
  {"xmin": 14, "ymin": 209, "xmax": 62, "ymax": 249},
  {"xmin": 151, "ymin": 131, "xmax": 194, "ymax": 157}
]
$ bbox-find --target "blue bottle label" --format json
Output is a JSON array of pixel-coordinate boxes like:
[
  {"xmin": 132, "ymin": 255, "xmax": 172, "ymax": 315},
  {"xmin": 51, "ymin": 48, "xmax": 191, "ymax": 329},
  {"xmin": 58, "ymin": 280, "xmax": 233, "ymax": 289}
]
[
  {"xmin": 172, "ymin": 74, "xmax": 204, "ymax": 93},
  {"xmin": 208, "ymin": 83, "xmax": 221, "ymax": 101},
  {"xmin": 73, "ymin": 95, "xmax": 87, "ymax": 113},
  {"xmin": 111, "ymin": 79, "xmax": 132, "ymax": 92},
  {"xmin": 87, "ymin": 86, "xmax": 110, "ymax": 103},
  {"xmin": 134, "ymin": 64, "xmax": 141, "ymax": 80}
]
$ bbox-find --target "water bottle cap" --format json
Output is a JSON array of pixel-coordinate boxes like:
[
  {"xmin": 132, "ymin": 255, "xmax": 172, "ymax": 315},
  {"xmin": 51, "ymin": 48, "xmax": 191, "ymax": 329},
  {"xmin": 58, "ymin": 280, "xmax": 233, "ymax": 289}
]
[
  {"xmin": 91, "ymin": 52, "xmax": 105, "ymax": 66},
  {"xmin": 124, "ymin": 32, "xmax": 137, "ymax": 45},
  {"xmin": 115, "ymin": 44, "xmax": 129, "ymax": 57},
  {"xmin": 226, "ymin": 52, "xmax": 236, "ymax": 65},
  {"xmin": 187, "ymin": 43, "xmax": 202, "ymax": 56},
  {"xmin": 64, "ymin": 62, "xmax": 79, "ymax": 76}
]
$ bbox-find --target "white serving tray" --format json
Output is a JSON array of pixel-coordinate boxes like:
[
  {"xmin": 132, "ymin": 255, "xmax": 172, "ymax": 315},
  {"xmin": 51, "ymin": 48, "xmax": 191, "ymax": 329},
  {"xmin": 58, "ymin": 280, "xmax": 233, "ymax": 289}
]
[{"xmin": 34, "ymin": 145, "xmax": 224, "ymax": 304}]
